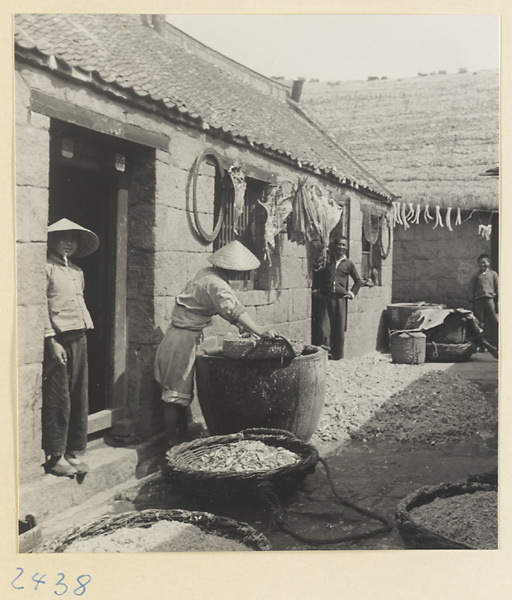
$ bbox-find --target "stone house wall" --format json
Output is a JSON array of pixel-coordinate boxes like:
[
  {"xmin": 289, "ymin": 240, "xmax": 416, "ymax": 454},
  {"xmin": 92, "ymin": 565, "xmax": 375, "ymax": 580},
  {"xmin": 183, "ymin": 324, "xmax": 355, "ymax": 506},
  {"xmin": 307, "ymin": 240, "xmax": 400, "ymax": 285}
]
[
  {"xmin": 16, "ymin": 61, "xmax": 394, "ymax": 479},
  {"xmin": 392, "ymin": 214, "xmax": 492, "ymax": 308}
]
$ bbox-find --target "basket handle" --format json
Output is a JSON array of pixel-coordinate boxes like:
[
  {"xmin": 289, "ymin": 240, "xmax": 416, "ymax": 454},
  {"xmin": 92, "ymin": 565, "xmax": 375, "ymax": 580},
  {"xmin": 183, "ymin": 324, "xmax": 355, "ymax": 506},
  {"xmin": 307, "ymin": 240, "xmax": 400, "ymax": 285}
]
[{"xmin": 241, "ymin": 428, "xmax": 297, "ymax": 439}]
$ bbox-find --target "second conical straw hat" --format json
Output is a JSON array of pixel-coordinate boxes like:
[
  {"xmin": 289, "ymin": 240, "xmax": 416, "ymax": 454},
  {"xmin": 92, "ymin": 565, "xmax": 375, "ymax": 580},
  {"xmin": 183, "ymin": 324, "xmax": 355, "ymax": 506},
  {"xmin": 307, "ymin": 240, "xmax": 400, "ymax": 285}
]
[{"xmin": 208, "ymin": 240, "xmax": 260, "ymax": 271}]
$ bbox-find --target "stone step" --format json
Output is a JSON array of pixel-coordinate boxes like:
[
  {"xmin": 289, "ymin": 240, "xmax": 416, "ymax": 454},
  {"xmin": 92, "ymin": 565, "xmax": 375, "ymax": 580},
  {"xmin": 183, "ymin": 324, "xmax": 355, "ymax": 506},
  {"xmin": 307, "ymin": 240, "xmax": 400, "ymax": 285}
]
[{"xmin": 18, "ymin": 435, "xmax": 165, "ymax": 530}]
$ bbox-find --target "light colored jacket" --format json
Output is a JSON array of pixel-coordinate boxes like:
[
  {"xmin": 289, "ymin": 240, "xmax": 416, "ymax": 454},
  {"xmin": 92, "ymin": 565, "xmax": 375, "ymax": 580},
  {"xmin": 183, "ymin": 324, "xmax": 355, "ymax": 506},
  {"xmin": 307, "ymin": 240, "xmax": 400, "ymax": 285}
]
[{"xmin": 45, "ymin": 253, "xmax": 94, "ymax": 337}]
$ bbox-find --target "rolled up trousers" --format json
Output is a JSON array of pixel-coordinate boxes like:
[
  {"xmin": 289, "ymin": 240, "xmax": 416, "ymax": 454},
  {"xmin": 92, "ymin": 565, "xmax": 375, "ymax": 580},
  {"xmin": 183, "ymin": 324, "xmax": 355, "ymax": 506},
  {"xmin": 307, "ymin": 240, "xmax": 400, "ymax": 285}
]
[
  {"xmin": 312, "ymin": 293, "xmax": 348, "ymax": 360},
  {"xmin": 42, "ymin": 330, "xmax": 89, "ymax": 456},
  {"xmin": 473, "ymin": 297, "xmax": 498, "ymax": 348}
]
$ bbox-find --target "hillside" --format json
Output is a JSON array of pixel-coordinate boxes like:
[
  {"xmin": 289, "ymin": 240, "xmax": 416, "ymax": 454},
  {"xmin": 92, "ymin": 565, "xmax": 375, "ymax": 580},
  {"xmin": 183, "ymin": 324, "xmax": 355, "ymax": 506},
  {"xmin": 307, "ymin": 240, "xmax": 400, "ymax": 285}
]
[{"xmin": 301, "ymin": 70, "xmax": 499, "ymax": 209}]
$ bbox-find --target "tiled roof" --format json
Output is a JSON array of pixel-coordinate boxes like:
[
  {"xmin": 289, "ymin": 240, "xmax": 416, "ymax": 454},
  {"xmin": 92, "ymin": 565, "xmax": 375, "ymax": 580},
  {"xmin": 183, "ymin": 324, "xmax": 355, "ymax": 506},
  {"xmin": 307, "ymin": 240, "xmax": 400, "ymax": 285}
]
[{"xmin": 15, "ymin": 13, "xmax": 394, "ymax": 200}]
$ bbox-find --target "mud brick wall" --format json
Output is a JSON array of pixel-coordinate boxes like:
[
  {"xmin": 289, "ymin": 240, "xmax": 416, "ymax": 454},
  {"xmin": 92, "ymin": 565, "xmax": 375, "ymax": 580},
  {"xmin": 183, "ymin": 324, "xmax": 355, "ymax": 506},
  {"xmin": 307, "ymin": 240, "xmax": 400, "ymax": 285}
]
[{"xmin": 393, "ymin": 214, "xmax": 492, "ymax": 308}]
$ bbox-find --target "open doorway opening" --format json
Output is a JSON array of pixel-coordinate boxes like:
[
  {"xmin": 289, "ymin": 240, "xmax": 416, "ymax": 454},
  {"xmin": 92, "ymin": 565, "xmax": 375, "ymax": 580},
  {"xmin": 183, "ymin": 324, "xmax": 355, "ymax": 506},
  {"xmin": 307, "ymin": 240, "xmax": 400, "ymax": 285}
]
[{"xmin": 48, "ymin": 120, "xmax": 127, "ymax": 422}]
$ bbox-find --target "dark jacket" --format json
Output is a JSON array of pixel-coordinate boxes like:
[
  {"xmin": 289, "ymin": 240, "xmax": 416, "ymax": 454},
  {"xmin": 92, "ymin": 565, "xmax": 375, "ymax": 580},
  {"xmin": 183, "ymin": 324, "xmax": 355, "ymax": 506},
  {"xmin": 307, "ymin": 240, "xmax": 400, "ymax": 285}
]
[{"xmin": 313, "ymin": 257, "xmax": 362, "ymax": 296}]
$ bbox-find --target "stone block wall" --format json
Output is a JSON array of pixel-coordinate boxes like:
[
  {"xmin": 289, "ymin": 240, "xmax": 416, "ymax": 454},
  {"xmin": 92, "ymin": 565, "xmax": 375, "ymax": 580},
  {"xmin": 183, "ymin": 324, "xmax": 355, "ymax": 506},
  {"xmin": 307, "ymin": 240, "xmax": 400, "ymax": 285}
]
[
  {"xmin": 393, "ymin": 214, "xmax": 492, "ymax": 308},
  {"xmin": 16, "ymin": 70, "xmax": 51, "ymax": 481}
]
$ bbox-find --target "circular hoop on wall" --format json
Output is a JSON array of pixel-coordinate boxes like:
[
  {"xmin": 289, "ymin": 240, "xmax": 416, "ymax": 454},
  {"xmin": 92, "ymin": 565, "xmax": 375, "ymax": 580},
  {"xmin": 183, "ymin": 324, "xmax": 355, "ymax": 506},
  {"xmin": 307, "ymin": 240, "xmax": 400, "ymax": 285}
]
[
  {"xmin": 379, "ymin": 213, "xmax": 392, "ymax": 259},
  {"xmin": 192, "ymin": 149, "xmax": 226, "ymax": 243}
]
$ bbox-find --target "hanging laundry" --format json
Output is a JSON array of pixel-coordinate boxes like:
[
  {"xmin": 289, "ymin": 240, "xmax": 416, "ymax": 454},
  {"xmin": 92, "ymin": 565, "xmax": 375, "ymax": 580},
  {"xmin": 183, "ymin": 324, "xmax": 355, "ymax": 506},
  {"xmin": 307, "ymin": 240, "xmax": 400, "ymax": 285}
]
[
  {"xmin": 455, "ymin": 207, "xmax": 462, "ymax": 226},
  {"xmin": 413, "ymin": 204, "xmax": 421, "ymax": 224},
  {"xmin": 424, "ymin": 205, "xmax": 434, "ymax": 223}
]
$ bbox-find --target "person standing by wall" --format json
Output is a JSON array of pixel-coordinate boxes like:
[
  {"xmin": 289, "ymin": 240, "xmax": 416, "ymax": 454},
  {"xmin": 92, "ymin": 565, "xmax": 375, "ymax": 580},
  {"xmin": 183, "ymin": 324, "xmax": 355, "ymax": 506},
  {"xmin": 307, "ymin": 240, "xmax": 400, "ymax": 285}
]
[
  {"xmin": 42, "ymin": 219, "xmax": 99, "ymax": 477},
  {"xmin": 312, "ymin": 237, "xmax": 362, "ymax": 360},
  {"xmin": 468, "ymin": 253, "xmax": 498, "ymax": 349}
]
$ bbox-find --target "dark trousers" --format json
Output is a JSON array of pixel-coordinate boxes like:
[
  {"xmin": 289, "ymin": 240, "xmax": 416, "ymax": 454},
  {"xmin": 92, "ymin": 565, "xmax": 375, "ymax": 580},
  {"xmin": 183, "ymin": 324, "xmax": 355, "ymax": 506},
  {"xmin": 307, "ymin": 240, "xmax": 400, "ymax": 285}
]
[
  {"xmin": 312, "ymin": 293, "xmax": 348, "ymax": 360},
  {"xmin": 473, "ymin": 297, "xmax": 498, "ymax": 348},
  {"xmin": 42, "ymin": 331, "xmax": 89, "ymax": 456}
]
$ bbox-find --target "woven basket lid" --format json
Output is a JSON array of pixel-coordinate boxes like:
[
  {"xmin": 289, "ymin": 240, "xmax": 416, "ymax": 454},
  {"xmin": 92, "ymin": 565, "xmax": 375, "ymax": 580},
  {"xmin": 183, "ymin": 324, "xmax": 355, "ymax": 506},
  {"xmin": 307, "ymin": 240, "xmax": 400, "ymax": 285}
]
[
  {"xmin": 208, "ymin": 241, "xmax": 260, "ymax": 271},
  {"xmin": 47, "ymin": 218, "xmax": 100, "ymax": 258}
]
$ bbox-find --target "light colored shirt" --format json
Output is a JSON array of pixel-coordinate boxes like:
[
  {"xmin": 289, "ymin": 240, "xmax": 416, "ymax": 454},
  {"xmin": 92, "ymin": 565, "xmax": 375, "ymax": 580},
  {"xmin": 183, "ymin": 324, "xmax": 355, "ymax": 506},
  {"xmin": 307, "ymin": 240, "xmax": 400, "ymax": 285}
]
[
  {"xmin": 45, "ymin": 253, "xmax": 94, "ymax": 337},
  {"xmin": 171, "ymin": 267, "xmax": 247, "ymax": 331}
]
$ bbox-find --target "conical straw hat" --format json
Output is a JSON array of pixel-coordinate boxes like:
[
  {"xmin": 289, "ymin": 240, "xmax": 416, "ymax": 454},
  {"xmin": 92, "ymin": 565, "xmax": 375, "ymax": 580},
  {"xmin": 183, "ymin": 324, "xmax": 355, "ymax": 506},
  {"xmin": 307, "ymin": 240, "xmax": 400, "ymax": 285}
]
[
  {"xmin": 47, "ymin": 218, "xmax": 100, "ymax": 258},
  {"xmin": 208, "ymin": 240, "xmax": 260, "ymax": 271}
]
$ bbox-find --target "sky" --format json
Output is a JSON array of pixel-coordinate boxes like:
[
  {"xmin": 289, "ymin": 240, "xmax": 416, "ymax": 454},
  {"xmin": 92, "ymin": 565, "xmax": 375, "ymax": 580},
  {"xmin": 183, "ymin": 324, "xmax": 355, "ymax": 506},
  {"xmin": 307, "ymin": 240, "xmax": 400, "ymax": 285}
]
[{"xmin": 166, "ymin": 14, "xmax": 500, "ymax": 82}]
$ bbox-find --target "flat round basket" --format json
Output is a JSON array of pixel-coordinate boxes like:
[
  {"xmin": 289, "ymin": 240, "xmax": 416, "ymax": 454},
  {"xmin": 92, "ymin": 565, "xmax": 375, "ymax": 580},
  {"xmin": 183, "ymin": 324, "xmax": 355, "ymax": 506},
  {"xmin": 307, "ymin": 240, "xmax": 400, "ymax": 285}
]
[
  {"xmin": 35, "ymin": 509, "xmax": 271, "ymax": 553},
  {"xmin": 426, "ymin": 341, "xmax": 475, "ymax": 362},
  {"xmin": 165, "ymin": 428, "xmax": 319, "ymax": 501},
  {"xmin": 395, "ymin": 482, "xmax": 497, "ymax": 549}
]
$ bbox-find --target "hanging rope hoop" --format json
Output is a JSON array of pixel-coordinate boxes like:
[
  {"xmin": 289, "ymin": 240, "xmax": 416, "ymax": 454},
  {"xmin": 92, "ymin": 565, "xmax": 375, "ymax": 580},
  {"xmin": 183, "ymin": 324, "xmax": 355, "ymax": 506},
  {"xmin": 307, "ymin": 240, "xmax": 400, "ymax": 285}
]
[
  {"xmin": 379, "ymin": 213, "xmax": 392, "ymax": 259},
  {"xmin": 192, "ymin": 148, "xmax": 226, "ymax": 243}
]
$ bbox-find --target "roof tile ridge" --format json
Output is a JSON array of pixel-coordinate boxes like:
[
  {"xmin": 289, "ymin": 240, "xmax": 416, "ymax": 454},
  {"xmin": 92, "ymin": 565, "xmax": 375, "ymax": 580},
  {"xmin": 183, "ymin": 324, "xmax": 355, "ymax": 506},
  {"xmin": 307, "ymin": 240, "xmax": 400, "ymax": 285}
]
[{"xmin": 286, "ymin": 97, "xmax": 398, "ymax": 201}]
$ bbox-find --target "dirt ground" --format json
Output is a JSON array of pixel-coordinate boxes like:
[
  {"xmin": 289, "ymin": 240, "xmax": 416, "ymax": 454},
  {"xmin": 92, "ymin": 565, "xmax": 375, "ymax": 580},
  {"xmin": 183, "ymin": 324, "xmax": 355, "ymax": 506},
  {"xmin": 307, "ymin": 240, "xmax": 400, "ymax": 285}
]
[{"xmin": 40, "ymin": 351, "xmax": 499, "ymax": 551}]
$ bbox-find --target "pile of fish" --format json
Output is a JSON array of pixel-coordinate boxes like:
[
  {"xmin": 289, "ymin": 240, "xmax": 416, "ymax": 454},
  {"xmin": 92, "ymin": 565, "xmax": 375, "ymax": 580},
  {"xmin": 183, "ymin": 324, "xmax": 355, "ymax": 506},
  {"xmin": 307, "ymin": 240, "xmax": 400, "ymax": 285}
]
[
  {"xmin": 63, "ymin": 520, "xmax": 252, "ymax": 553},
  {"xmin": 410, "ymin": 490, "xmax": 497, "ymax": 549},
  {"xmin": 195, "ymin": 440, "xmax": 300, "ymax": 473}
]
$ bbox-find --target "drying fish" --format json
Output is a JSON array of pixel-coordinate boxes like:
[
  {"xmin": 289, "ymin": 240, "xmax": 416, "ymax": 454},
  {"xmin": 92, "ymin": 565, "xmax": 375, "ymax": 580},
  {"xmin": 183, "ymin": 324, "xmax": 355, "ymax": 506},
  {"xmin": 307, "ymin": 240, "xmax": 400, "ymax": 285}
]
[
  {"xmin": 413, "ymin": 204, "xmax": 421, "ymax": 224},
  {"xmin": 392, "ymin": 201, "xmax": 403, "ymax": 225},
  {"xmin": 194, "ymin": 440, "xmax": 299, "ymax": 473},
  {"xmin": 400, "ymin": 203, "xmax": 409, "ymax": 230},
  {"xmin": 258, "ymin": 181, "xmax": 294, "ymax": 264},
  {"xmin": 478, "ymin": 223, "xmax": 492, "ymax": 241},
  {"xmin": 424, "ymin": 205, "xmax": 434, "ymax": 223},
  {"xmin": 455, "ymin": 207, "xmax": 462, "ymax": 226},
  {"xmin": 405, "ymin": 203, "xmax": 415, "ymax": 222},
  {"xmin": 445, "ymin": 207, "xmax": 453, "ymax": 231},
  {"xmin": 433, "ymin": 206, "xmax": 444, "ymax": 229},
  {"xmin": 227, "ymin": 161, "xmax": 247, "ymax": 234}
]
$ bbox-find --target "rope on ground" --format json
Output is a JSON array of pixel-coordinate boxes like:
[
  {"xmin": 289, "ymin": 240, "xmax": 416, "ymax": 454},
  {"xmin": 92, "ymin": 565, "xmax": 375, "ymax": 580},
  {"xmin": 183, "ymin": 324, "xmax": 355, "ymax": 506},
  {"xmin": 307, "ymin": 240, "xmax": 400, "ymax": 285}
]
[{"xmin": 260, "ymin": 456, "xmax": 393, "ymax": 546}]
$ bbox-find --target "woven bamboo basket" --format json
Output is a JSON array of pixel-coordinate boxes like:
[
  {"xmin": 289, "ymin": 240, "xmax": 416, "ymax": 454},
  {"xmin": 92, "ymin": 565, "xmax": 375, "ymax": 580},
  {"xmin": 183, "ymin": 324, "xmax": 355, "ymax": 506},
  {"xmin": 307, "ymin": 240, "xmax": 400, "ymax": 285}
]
[
  {"xmin": 165, "ymin": 428, "xmax": 319, "ymax": 501},
  {"xmin": 395, "ymin": 482, "xmax": 497, "ymax": 549},
  {"xmin": 35, "ymin": 509, "xmax": 271, "ymax": 553},
  {"xmin": 223, "ymin": 337, "xmax": 304, "ymax": 359},
  {"xmin": 390, "ymin": 330, "xmax": 426, "ymax": 365},
  {"xmin": 426, "ymin": 342, "xmax": 475, "ymax": 362}
]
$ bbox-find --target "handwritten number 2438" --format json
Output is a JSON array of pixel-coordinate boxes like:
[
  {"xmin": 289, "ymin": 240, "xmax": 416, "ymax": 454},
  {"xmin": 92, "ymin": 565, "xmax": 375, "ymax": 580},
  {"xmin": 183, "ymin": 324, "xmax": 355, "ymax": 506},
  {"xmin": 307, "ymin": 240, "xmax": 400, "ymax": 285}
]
[{"xmin": 12, "ymin": 568, "xmax": 91, "ymax": 595}]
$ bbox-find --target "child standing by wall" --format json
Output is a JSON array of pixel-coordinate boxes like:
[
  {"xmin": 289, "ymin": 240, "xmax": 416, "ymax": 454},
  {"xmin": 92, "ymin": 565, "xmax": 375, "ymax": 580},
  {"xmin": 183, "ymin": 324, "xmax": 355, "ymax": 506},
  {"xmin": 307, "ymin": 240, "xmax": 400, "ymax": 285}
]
[
  {"xmin": 42, "ymin": 219, "xmax": 99, "ymax": 477},
  {"xmin": 468, "ymin": 253, "xmax": 498, "ymax": 350}
]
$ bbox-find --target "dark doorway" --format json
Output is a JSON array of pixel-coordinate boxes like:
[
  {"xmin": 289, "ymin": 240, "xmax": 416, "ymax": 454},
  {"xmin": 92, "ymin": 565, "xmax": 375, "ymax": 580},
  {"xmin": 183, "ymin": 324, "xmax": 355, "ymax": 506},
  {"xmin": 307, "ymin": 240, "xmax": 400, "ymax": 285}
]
[{"xmin": 48, "ymin": 122, "xmax": 123, "ymax": 416}]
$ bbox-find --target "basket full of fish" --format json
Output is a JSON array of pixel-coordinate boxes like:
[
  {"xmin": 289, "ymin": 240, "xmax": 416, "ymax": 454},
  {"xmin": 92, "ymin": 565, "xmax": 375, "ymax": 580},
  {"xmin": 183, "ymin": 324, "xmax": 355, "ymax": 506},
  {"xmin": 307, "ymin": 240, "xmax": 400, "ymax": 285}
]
[
  {"xmin": 165, "ymin": 428, "xmax": 319, "ymax": 501},
  {"xmin": 35, "ymin": 509, "xmax": 271, "ymax": 553}
]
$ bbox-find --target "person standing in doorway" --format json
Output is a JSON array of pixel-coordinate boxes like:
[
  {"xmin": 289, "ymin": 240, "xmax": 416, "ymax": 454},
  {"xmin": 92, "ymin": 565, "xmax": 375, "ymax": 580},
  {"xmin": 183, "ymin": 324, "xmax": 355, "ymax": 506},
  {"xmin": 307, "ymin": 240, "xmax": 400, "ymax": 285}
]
[
  {"xmin": 42, "ymin": 218, "xmax": 99, "ymax": 477},
  {"xmin": 468, "ymin": 253, "xmax": 498, "ymax": 350},
  {"xmin": 312, "ymin": 237, "xmax": 362, "ymax": 360}
]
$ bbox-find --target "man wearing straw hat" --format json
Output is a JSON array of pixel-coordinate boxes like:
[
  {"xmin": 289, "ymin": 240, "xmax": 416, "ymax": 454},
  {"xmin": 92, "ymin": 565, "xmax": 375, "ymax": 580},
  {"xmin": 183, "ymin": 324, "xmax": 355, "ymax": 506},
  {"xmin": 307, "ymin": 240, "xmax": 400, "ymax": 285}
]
[
  {"xmin": 42, "ymin": 218, "xmax": 99, "ymax": 477},
  {"xmin": 155, "ymin": 240, "xmax": 277, "ymax": 447}
]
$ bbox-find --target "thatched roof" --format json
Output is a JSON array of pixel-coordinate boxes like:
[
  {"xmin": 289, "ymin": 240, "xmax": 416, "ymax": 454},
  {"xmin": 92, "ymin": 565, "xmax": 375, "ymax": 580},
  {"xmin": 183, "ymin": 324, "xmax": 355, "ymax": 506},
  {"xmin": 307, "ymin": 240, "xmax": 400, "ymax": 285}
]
[{"xmin": 302, "ymin": 70, "xmax": 499, "ymax": 211}]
